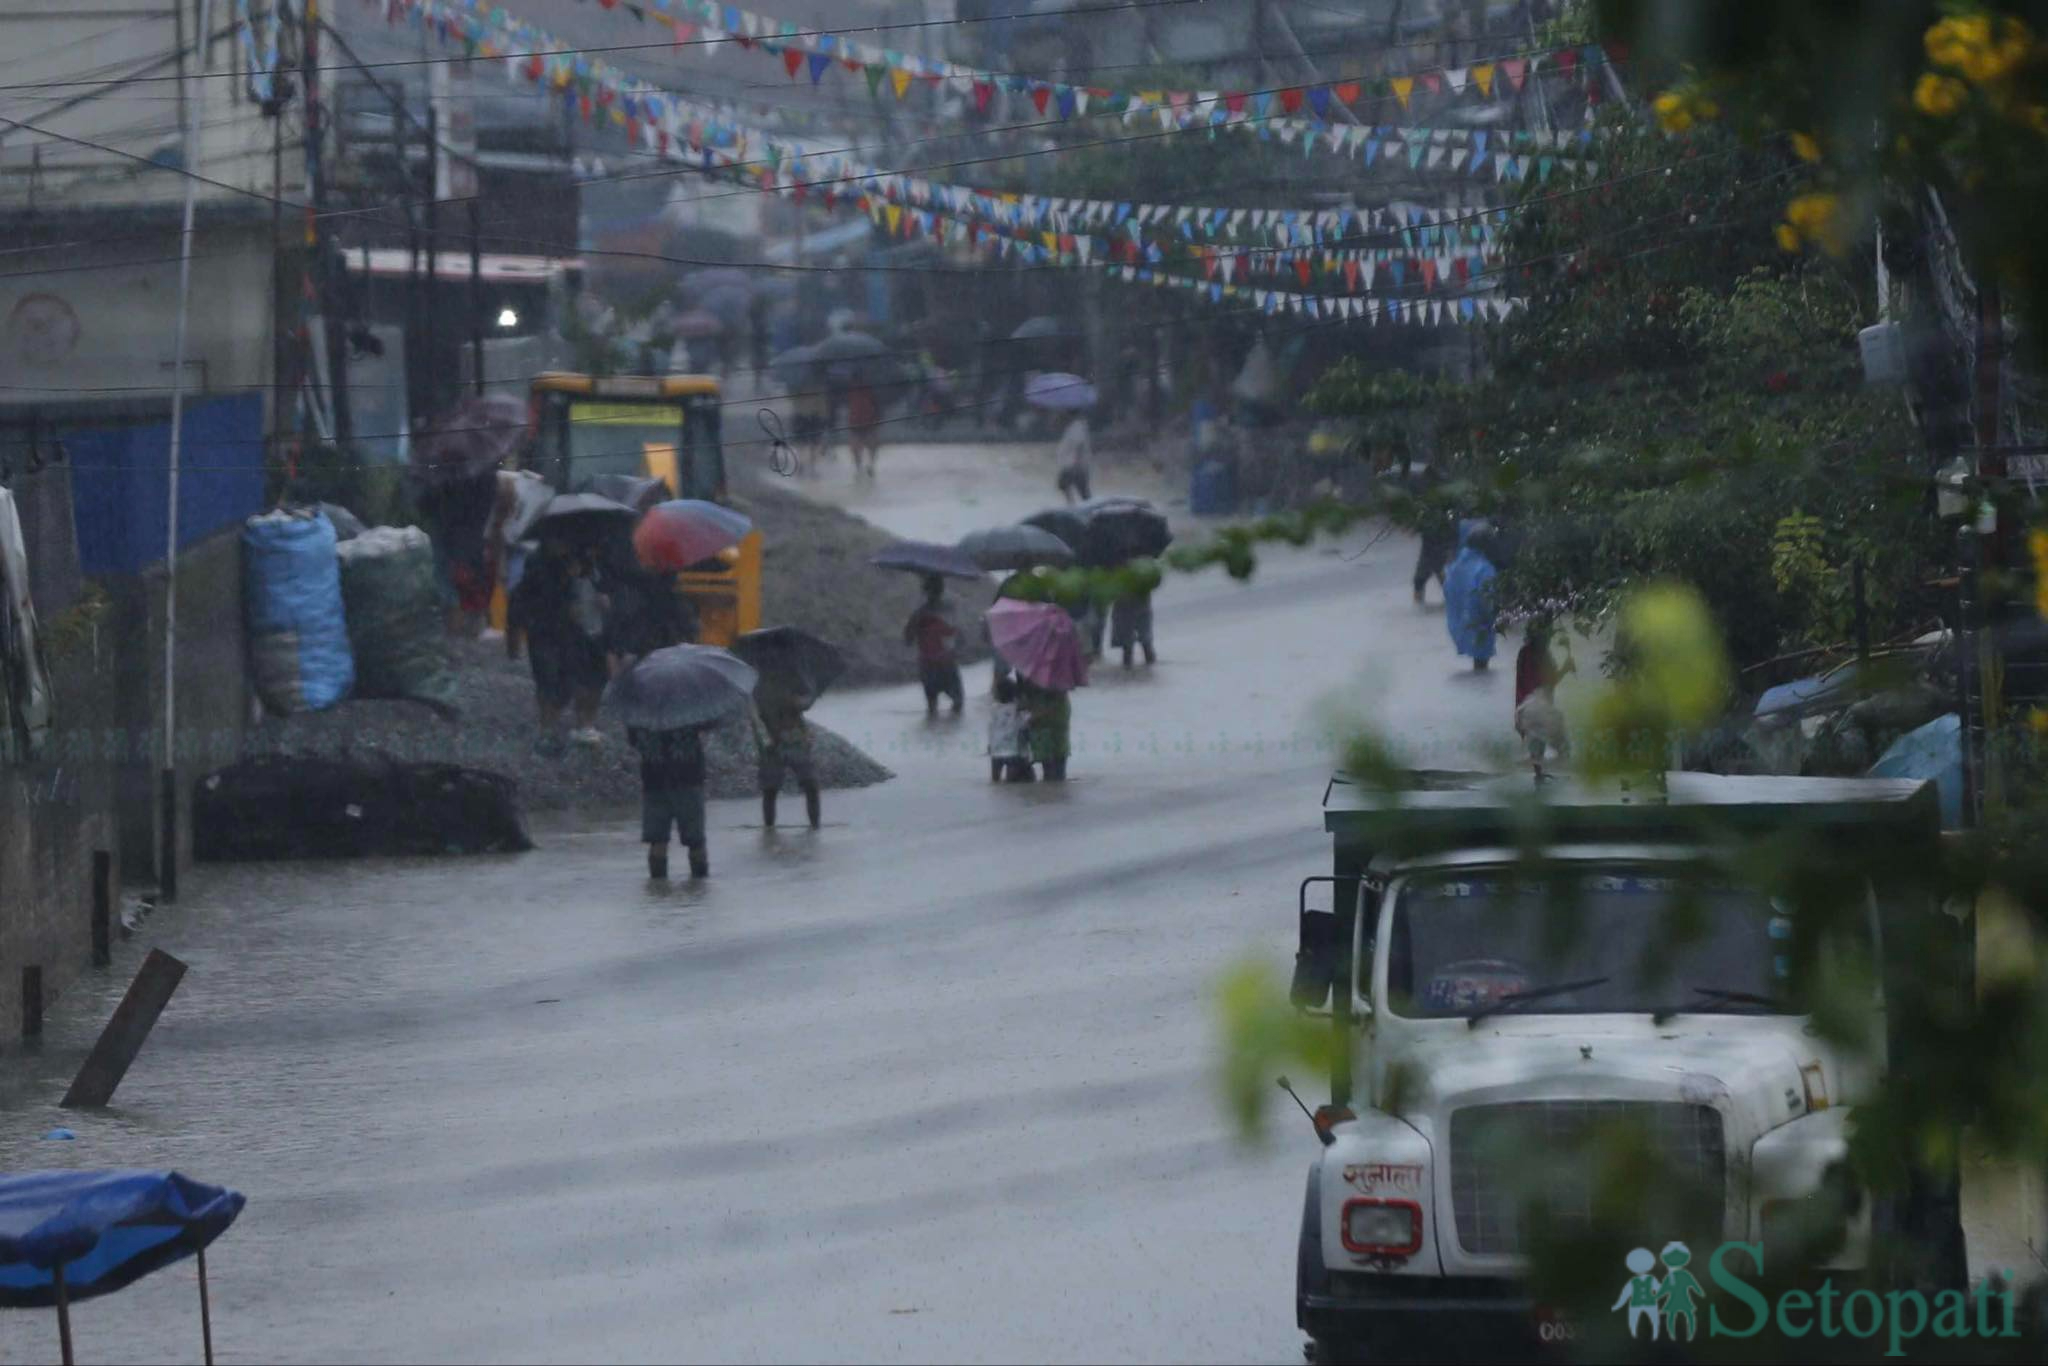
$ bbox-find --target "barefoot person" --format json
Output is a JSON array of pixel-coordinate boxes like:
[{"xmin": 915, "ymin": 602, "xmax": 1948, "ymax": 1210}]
[
  {"xmin": 630, "ymin": 718, "xmax": 712, "ymax": 879},
  {"xmin": 753, "ymin": 681, "xmax": 821, "ymax": 829},
  {"xmin": 904, "ymin": 575, "xmax": 964, "ymax": 717}
]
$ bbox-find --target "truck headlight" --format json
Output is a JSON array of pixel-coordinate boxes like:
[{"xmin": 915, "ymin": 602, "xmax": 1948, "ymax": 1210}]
[{"xmin": 1342, "ymin": 1198, "xmax": 1422, "ymax": 1257}]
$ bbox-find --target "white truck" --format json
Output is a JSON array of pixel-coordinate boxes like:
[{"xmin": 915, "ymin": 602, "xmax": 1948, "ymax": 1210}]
[{"xmin": 1289, "ymin": 771, "xmax": 1968, "ymax": 1360}]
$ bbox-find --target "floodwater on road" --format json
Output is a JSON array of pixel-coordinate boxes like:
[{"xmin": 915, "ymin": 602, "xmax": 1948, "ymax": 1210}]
[{"xmin": 0, "ymin": 452, "xmax": 1526, "ymax": 1364}]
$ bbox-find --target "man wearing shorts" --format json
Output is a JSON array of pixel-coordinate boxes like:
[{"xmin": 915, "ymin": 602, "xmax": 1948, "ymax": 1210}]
[
  {"xmin": 903, "ymin": 575, "xmax": 964, "ymax": 716},
  {"xmin": 630, "ymin": 721, "xmax": 711, "ymax": 879}
]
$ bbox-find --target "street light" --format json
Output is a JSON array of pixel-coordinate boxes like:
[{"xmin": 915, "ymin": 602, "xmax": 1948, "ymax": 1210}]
[{"xmin": 496, "ymin": 306, "xmax": 519, "ymax": 329}]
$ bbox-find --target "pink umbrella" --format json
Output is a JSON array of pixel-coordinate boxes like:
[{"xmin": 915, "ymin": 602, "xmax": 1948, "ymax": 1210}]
[{"xmin": 986, "ymin": 599, "xmax": 1089, "ymax": 691}]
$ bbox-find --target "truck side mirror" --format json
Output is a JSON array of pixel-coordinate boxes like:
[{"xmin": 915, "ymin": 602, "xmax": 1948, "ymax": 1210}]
[{"xmin": 1291, "ymin": 910, "xmax": 1339, "ymax": 1010}]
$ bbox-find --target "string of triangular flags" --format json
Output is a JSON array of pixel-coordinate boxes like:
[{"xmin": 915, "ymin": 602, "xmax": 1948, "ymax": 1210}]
[
  {"xmin": 390, "ymin": 0, "xmax": 1610, "ymax": 177},
  {"xmin": 557, "ymin": 0, "xmax": 1622, "ymax": 123},
  {"xmin": 379, "ymin": 0, "xmax": 1594, "ymax": 253},
  {"xmin": 385, "ymin": 0, "xmax": 1526, "ymax": 323},
  {"xmin": 1106, "ymin": 270, "xmax": 1526, "ymax": 328},
  {"xmin": 861, "ymin": 189, "xmax": 1508, "ymax": 295}
]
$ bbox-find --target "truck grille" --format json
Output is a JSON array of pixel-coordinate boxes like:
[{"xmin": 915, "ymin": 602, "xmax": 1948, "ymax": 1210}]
[{"xmin": 1449, "ymin": 1101, "xmax": 1725, "ymax": 1256}]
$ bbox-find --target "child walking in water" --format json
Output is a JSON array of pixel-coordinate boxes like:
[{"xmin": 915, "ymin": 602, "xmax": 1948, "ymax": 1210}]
[{"xmin": 987, "ymin": 675, "xmax": 1032, "ymax": 782}]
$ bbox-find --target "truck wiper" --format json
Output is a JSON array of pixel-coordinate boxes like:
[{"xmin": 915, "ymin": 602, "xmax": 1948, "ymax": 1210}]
[
  {"xmin": 1690, "ymin": 986, "xmax": 1782, "ymax": 1008},
  {"xmin": 1652, "ymin": 986, "xmax": 1785, "ymax": 1025},
  {"xmin": 1466, "ymin": 976, "xmax": 1610, "ymax": 1027}
]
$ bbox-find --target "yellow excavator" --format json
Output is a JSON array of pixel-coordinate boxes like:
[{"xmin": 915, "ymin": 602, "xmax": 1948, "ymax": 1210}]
[{"xmin": 524, "ymin": 372, "xmax": 762, "ymax": 646}]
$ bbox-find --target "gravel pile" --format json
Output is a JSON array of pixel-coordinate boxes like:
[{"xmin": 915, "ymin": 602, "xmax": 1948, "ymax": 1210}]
[
  {"xmin": 250, "ymin": 636, "xmax": 892, "ymax": 813},
  {"xmin": 737, "ymin": 475, "xmax": 995, "ymax": 688}
]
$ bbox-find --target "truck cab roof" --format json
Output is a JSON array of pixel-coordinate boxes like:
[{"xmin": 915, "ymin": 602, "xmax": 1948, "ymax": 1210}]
[{"xmin": 1322, "ymin": 770, "xmax": 1939, "ymax": 858}]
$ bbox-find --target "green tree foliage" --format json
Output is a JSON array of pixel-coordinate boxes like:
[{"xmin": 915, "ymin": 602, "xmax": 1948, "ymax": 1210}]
[{"xmin": 1309, "ymin": 120, "xmax": 1942, "ymax": 671}]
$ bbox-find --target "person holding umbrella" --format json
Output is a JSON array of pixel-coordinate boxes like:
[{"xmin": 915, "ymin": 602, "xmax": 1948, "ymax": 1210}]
[
  {"xmin": 904, "ymin": 574, "xmax": 964, "ymax": 717},
  {"xmin": 606, "ymin": 642, "xmax": 758, "ymax": 880},
  {"xmin": 1055, "ymin": 412, "xmax": 1094, "ymax": 503},
  {"xmin": 733, "ymin": 627, "xmax": 844, "ymax": 831},
  {"xmin": 507, "ymin": 535, "xmax": 611, "ymax": 748},
  {"xmin": 986, "ymin": 598, "xmax": 1088, "ymax": 781}
]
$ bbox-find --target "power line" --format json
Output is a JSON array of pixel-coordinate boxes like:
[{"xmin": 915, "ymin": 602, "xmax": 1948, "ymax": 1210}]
[
  {"xmin": 0, "ymin": 0, "xmax": 1222, "ymax": 94},
  {"xmin": 0, "ymin": 83, "xmax": 1628, "ymax": 277},
  {"xmin": 3, "ymin": 184, "xmax": 1793, "ymax": 425}
]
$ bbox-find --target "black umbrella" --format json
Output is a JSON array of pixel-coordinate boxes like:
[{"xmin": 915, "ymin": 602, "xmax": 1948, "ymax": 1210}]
[
  {"xmin": 870, "ymin": 539, "xmax": 986, "ymax": 580},
  {"xmin": 1023, "ymin": 505, "xmax": 1089, "ymax": 552},
  {"xmin": 957, "ymin": 524, "xmax": 1076, "ymax": 571},
  {"xmin": 533, "ymin": 491, "xmax": 638, "ymax": 546},
  {"xmin": 770, "ymin": 343, "xmax": 823, "ymax": 388},
  {"xmin": 603, "ymin": 645, "xmax": 758, "ymax": 729},
  {"xmin": 584, "ymin": 473, "xmax": 668, "ymax": 514},
  {"xmin": 1076, "ymin": 499, "xmax": 1172, "ymax": 566},
  {"xmin": 814, "ymin": 331, "xmax": 888, "ymax": 362},
  {"xmin": 733, "ymin": 627, "xmax": 845, "ymax": 706}
]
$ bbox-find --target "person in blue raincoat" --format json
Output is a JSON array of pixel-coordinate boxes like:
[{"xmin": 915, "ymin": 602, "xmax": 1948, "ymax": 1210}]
[{"xmin": 1443, "ymin": 520, "xmax": 1500, "ymax": 671}]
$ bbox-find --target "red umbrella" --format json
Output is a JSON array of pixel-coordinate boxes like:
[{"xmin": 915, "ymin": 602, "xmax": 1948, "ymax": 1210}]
[{"xmin": 633, "ymin": 499, "xmax": 754, "ymax": 572}]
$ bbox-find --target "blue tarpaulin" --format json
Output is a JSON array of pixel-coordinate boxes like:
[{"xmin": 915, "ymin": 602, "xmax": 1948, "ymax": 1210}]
[
  {"xmin": 0, "ymin": 1170, "xmax": 244, "ymax": 1309},
  {"xmin": 1869, "ymin": 713, "xmax": 1964, "ymax": 829},
  {"xmin": 63, "ymin": 396, "xmax": 265, "ymax": 576}
]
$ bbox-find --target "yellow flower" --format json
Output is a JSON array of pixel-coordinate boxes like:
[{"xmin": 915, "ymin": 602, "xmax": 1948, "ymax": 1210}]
[
  {"xmin": 1790, "ymin": 131, "xmax": 1822, "ymax": 162},
  {"xmin": 1785, "ymin": 193, "xmax": 1847, "ymax": 256},
  {"xmin": 2032, "ymin": 707, "xmax": 2048, "ymax": 737},
  {"xmin": 1775, "ymin": 222, "xmax": 1803, "ymax": 252},
  {"xmin": 1926, "ymin": 13, "xmax": 2035, "ymax": 84},
  {"xmin": 1653, "ymin": 90, "xmax": 1691, "ymax": 133},
  {"xmin": 1915, "ymin": 71, "xmax": 1970, "ymax": 117},
  {"xmin": 2031, "ymin": 528, "xmax": 2048, "ymax": 618}
]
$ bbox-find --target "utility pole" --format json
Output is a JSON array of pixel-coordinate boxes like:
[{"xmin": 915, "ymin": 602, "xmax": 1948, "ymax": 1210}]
[
  {"xmin": 161, "ymin": 0, "xmax": 217, "ymax": 902},
  {"xmin": 425, "ymin": 98, "xmax": 441, "ymax": 416},
  {"xmin": 303, "ymin": 3, "xmax": 352, "ymax": 445}
]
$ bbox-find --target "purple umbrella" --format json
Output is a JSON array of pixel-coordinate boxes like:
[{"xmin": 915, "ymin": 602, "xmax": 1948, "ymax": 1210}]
[
  {"xmin": 1026, "ymin": 372, "xmax": 1099, "ymax": 411},
  {"xmin": 410, "ymin": 393, "xmax": 530, "ymax": 486}
]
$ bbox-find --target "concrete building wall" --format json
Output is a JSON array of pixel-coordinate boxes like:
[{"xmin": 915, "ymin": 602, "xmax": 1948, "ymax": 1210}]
[
  {"xmin": 0, "ymin": 220, "xmax": 278, "ymax": 404},
  {"xmin": 0, "ymin": 1, "xmax": 300, "ymax": 213}
]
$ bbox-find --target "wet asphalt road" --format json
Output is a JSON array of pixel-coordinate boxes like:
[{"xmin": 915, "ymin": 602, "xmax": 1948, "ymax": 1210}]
[{"xmin": 0, "ymin": 442, "xmax": 1527, "ymax": 1363}]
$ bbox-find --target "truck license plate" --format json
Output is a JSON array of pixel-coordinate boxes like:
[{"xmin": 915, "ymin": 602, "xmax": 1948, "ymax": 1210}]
[{"xmin": 1532, "ymin": 1306, "xmax": 1580, "ymax": 1347}]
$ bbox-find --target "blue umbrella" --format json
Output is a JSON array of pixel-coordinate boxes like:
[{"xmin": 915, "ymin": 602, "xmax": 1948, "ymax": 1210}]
[{"xmin": 1, "ymin": 1169, "xmax": 244, "ymax": 1363}]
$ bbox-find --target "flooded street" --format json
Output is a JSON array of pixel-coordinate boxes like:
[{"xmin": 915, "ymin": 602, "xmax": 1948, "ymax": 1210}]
[{"xmin": 1, "ymin": 450, "xmax": 1510, "ymax": 1363}]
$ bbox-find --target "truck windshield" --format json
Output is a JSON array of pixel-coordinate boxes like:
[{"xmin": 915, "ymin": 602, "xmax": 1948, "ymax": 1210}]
[{"xmin": 1386, "ymin": 869, "xmax": 1824, "ymax": 1019}]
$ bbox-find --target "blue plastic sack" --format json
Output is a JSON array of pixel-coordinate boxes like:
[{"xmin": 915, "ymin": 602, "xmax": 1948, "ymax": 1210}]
[{"xmin": 244, "ymin": 511, "xmax": 354, "ymax": 713}]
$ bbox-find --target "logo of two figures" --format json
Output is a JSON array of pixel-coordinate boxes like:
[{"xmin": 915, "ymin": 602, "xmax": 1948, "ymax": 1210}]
[{"xmin": 1612, "ymin": 1242, "xmax": 1705, "ymax": 1341}]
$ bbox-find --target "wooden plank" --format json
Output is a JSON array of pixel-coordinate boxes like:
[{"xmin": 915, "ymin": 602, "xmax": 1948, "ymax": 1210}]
[{"xmin": 60, "ymin": 948, "xmax": 187, "ymax": 1109}]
